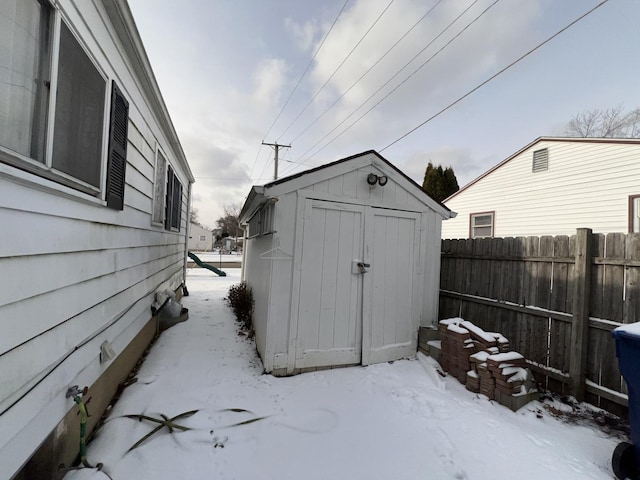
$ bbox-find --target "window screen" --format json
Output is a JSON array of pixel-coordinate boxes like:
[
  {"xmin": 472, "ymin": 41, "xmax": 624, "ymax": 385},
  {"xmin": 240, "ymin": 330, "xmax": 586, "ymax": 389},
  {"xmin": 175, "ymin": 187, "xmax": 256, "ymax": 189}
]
[{"xmin": 52, "ymin": 22, "xmax": 105, "ymax": 187}]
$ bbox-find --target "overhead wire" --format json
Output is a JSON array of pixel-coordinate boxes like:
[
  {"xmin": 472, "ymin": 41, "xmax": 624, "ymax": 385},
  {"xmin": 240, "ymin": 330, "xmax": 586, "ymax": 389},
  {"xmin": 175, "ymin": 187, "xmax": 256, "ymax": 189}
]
[
  {"xmin": 379, "ymin": 0, "xmax": 610, "ymax": 152},
  {"xmin": 248, "ymin": 0, "xmax": 350, "ymax": 180},
  {"xmin": 275, "ymin": 0, "xmax": 396, "ymax": 142},
  {"xmin": 288, "ymin": 0, "xmax": 444, "ymax": 146},
  {"xmin": 284, "ymin": 0, "xmax": 486, "ymax": 174}
]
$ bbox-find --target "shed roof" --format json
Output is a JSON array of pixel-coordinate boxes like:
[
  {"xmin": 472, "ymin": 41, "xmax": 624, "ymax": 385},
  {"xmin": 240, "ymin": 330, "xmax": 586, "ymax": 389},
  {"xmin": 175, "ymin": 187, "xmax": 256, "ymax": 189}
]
[
  {"xmin": 240, "ymin": 150, "xmax": 453, "ymax": 223},
  {"xmin": 444, "ymin": 136, "xmax": 640, "ymax": 202}
]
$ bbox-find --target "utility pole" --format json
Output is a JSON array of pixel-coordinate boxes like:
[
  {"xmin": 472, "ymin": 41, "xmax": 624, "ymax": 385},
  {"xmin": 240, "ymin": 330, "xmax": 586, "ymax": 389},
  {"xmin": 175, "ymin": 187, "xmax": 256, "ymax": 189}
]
[{"xmin": 262, "ymin": 141, "xmax": 291, "ymax": 180}]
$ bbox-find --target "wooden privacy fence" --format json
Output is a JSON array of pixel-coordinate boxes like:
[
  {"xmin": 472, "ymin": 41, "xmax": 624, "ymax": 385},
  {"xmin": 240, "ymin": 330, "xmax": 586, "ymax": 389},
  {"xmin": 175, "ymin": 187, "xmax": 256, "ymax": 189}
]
[{"xmin": 439, "ymin": 229, "xmax": 640, "ymax": 416}]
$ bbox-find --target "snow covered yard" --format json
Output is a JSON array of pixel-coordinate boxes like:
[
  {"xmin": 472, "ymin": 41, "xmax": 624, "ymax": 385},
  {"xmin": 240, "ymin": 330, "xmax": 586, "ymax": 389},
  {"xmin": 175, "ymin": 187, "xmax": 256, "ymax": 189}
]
[{"xmin": 66, "ymin": 269, "xmax": 621, "ymax": 480}]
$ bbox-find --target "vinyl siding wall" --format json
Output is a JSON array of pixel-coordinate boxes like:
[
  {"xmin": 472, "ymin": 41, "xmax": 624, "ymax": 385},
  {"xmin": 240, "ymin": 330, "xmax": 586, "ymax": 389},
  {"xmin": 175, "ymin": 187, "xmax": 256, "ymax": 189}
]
[
  {"xmin": 0, "ymin": 1, "xmax": 191, "ymax": 475},
  {"xmin": 442, "ymin": 141, "xmax": 640, "ymax": 238}
]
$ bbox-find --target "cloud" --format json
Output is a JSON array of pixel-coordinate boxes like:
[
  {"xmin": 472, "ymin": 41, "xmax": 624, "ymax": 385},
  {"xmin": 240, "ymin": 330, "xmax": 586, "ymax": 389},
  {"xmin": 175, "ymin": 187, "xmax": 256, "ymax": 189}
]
[
  {"xmin": 284, "ymin": 17, "xmax": 318, "ymax": 52},
  {"xmin": 287, "ymin": 0, "xmax": 545, "ymax": 152},
  {"xmin": 252, "ymin": 58, "xmax": 290, "ymax": 107}
]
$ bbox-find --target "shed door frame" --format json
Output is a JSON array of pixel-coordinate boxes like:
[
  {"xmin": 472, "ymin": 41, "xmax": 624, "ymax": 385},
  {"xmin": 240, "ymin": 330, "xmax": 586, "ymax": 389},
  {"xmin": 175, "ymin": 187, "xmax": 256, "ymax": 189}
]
[{"xmin": 289, "ymin": 195, "xmax": 422, "ymax": 372}]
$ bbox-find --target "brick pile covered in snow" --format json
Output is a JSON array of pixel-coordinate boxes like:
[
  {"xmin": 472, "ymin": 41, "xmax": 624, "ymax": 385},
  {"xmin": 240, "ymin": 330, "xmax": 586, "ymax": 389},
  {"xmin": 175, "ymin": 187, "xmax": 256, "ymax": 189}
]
[{"xmin": 438, "ymin": 318, "xmax": 535, "ymax": 407}]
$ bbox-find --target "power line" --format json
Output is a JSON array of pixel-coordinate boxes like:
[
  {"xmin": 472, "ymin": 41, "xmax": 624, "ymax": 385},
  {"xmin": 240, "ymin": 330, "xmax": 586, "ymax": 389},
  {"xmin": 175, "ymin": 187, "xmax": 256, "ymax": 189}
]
[
  {"xmin": 288, "ymin": 0, "xmax": 444, "ymax": 146},
  {"xmin": 380, "ymin": 0, "xmax": 610, "ymax": 152},
  {"xmin": 249, "ymin": 0, "xmax": 350, "ymax": 180},
  {"xmin": 275, "ymin": 0, "xmax": 396, "ymax": 141},
  {"xmin": 285, "ymin": 0, "xmax": 485, "ymax": 173},
  {"xmin": 262, "ymin": 0, "xmax": 350, "ymax": 141}
]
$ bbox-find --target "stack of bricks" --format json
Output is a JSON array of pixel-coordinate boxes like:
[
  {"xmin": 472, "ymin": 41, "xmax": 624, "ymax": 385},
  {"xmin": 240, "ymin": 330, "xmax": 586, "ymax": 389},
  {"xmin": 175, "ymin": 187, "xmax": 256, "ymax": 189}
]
[
  {"xmin": 437, "ymin": 318, "xmax": 465, "ymax": 375},
  {"xmin": 446, "ymin": 323, "xmax": 472, "ymax": 383},
  {"xmin": 487, "ymin": 352, "xmax": 528, "ymax": 396},
  {"xmin": 438, "ymin": 318, "xmax": 533, "ymax": 405}
]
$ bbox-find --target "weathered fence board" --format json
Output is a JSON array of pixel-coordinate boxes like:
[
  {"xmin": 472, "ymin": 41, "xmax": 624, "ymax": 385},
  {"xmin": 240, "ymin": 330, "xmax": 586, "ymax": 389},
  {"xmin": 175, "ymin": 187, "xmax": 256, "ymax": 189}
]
[{"xmin": 439, "ymin": 229, "xmax": 639, "ymax": 416}]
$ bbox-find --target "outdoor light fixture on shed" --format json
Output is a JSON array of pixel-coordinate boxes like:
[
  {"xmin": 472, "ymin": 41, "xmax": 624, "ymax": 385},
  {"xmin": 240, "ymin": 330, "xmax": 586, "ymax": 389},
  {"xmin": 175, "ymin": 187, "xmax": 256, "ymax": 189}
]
[{"xmin": 366, "ymin": 173, "xmax": 388, "ymax": 187}]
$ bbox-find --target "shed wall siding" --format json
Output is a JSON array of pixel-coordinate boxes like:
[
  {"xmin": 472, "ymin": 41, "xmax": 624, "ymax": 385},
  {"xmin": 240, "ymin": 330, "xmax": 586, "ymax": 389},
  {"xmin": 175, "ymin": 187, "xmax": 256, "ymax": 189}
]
[
  {"xmin": 442, "ymin": 141, "xmax": 640, "ymax": 238},
  {"xmin": 243, "ymin": 233, "xmax": 274, "ymax": 365},
  {"xmin": 306, "ymin": 165, "xmax": 424, "ymax": 209},
  {"xmin": 0, "ymin": 0, "xmax": 191, "ymax": 474}
]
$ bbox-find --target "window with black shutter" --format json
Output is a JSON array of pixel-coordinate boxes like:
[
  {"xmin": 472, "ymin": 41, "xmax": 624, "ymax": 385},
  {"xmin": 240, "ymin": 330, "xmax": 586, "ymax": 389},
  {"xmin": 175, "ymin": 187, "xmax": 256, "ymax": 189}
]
[
  {"xmin": 165, "ymin": 165, "xmax": 183, "ymax": 231},
  {"xmin": 0, "ymin": 3, "xmax": 133, "ymax": 205},
  {"xmin": 105, "ymin": 82, "xmax": 129, "ymax": 210}
]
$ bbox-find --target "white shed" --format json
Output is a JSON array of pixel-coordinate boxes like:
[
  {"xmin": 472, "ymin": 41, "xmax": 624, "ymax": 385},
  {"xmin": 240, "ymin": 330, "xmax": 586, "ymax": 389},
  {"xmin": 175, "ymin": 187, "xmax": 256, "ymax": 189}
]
[{"xmin": 239, "ymin": 151, "xmax": 453, "ymax": 376}]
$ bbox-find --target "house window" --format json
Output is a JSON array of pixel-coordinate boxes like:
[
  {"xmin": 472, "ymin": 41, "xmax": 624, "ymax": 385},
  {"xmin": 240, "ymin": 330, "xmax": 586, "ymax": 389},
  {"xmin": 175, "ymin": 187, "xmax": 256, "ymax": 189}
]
[
  {"xmin": 0, "ymin": 0, "xmax": 128, "ymax": 206},
  {"xmin": 199, "ymin": 235, "xmax": 206, "ymax": 241},
  {"xmin": 164, "ymin": 165, "xmax": 183, "ymax": 231},
  {"xmin": 152, "ymin": 148, "xmax": 167, "ymax": 225},
  {"xmin": 532, "ymin": 148, "xmax": 548, "ymax": 173},
  {"xmin": 259, "ymin": 203, "xmax": 274, "ymax": 235},
  {"xmin": 247, "ymin": 202, "xmax": 275, "ymax": 238},
  {"xmin": 470, "ymin": 212, "xmax": 494, "ymax": 238},
  {"xmin": 630, "ymin": 195, "xmax": 640, "ymax": 233},
  {"xmin": 0, "ymin": 0, "xmax": 52, "ymax": 162}
]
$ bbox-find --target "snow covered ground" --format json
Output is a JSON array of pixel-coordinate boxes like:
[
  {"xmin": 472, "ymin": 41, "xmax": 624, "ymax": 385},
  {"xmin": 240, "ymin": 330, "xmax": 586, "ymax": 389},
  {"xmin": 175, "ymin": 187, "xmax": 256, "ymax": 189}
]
[{"xmin": 66, "ymin": 269, "xmax": 622, "ymax": 480}]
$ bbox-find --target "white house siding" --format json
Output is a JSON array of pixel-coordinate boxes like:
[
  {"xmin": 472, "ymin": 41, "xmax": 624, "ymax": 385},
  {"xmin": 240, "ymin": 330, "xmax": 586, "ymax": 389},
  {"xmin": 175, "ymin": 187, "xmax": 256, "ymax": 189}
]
[
  {"xmin": 188, "ymin": 223, "xmax": 214, "ymax": 251},
  {"xmin": 442, "ymin": 139, "xmax": 640, "ymax": 238},
  {"xmin": 0, "ymin": 1, "xmax": 193, "ymax": 476}
]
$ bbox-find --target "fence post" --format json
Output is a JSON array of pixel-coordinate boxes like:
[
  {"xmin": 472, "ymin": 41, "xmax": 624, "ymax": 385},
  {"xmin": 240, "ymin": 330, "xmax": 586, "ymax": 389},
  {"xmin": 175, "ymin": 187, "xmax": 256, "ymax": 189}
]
[{"xmin": 569, "ymin": 228, "xmax": 592, "ymax": 400}]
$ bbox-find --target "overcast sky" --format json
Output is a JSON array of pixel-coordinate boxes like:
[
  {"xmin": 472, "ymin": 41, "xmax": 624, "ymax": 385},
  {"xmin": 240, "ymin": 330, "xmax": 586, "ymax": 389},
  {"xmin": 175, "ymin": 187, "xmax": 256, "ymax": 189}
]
[{"xmin": 128, "ymin": 0, "xmax": 640, "ymax": 228}]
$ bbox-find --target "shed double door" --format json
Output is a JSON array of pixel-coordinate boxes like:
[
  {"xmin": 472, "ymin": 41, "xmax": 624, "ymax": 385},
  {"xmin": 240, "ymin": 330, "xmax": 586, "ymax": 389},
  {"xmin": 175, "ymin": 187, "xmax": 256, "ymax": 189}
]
[{"xmin": 296, "ymin": 199, "xmax": 420, "ymax": 368}]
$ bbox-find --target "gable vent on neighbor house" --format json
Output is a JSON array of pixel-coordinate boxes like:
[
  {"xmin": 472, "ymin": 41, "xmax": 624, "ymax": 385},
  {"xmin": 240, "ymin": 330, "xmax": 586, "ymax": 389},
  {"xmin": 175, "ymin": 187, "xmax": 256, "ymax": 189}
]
[{"xmin": 532, "ymin": 148, "xmax": 549, "ymax": 173}]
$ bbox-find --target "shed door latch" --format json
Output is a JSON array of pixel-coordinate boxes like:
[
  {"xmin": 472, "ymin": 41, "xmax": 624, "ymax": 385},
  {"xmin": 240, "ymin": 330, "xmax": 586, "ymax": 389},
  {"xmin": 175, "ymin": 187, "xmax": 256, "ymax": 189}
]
[{"xmin": 357, "ymin": 261, "xmax": 370, "ymax": 274}]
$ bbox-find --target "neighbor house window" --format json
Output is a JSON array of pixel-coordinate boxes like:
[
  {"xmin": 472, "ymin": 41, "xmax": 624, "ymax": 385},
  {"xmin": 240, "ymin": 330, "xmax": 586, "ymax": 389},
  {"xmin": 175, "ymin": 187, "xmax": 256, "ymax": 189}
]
[
  {"xmin": 470, "ymin": 212, "xmax": 494, "ymax": 238},
  {"xmin": 165, "ymin": 165, "xmax": 183, "ymax": 231},
  {"xmin": 199, "ymin": 235, "xmax": 206, "ymax": 241},
  {"xmin": 0, "ymin": 0, "xmax": 128, "ymax": 207},
  {"xmin": 630, "ymin": 195, "xmax": 640, "ymax": 233},
  {"xmin": 532, "ymin": 148, "xmax": 548, "ymax": 172}
]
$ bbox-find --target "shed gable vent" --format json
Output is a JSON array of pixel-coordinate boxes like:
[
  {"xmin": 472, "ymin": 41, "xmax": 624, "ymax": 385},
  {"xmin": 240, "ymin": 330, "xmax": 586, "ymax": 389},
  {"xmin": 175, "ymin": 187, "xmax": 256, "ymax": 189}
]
[{"xmin": 532, "ymin": 148, "xmax": 548, "ymax": 173}]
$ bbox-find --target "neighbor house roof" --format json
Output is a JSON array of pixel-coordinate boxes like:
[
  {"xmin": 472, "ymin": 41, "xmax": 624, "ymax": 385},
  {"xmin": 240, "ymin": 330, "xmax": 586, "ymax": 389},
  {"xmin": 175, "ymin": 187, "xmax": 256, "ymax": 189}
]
[{"xmin": 444, "ymin": 136, "xmax": 640, "ymax": 202}]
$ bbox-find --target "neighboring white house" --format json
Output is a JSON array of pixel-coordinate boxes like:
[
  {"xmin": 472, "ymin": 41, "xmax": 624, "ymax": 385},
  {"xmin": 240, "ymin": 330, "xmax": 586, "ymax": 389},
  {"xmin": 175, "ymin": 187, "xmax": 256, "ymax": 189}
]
[
  {"xmin": 0, "ymin": 1, "xmax": 194, "ymax": 478},
  {"xmin": 239, "ymin": 151, "xmax": 453, "ymax": 376},
  {"xmin": 442, "ymin": 137, "xmax": 640, "ymax": 239},
  {"xmin": 188, "ymin": 222, "xmax": 214, "ymax": 251}
]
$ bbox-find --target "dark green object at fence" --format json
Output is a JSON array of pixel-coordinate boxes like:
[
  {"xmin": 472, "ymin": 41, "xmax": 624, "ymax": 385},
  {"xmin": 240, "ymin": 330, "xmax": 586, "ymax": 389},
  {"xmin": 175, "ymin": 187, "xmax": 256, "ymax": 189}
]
[{"xmin": 188, "ymin": 251, "xmax": 226, "ymax": 276}]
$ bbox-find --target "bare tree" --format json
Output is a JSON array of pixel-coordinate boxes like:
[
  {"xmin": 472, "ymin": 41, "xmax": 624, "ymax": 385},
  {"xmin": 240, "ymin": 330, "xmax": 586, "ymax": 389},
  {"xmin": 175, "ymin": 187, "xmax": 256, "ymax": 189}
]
[
  {"xmin": 565, "ymin": 105, "xmax": 640, "ymax": 138},
  {"xmin": 189, "ymin": 207, "xmax": 199, "ymax": 225},
  {"xmin": 215, "ymin": 202, "xmax": 243, "ymax": 239}
]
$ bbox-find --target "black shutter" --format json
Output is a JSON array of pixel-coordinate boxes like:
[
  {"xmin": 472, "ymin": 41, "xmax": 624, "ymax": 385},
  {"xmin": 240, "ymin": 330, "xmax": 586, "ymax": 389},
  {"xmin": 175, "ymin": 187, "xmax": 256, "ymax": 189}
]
[
  {"xmin": 165, "ymin": 166, "xmax": 174, "ymax": 230},
  {"xmin": 171, "ymin": 175, "xmax": 182, "ymax": 230},
  {"xmin": 105, "ymin": 82, "xmax": 129, "ymax": 210}
]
